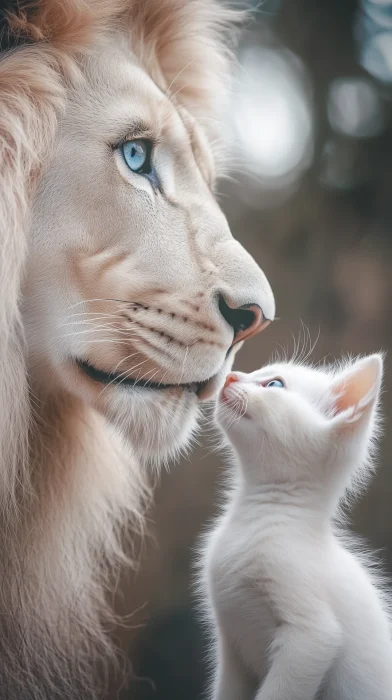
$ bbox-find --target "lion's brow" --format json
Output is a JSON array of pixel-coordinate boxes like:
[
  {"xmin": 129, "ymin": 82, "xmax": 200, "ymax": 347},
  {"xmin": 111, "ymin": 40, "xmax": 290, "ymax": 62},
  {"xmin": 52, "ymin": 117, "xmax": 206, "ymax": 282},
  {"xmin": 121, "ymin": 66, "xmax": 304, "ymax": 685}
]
[{"xmin": 110, "ymin": 118, "xmax": 153, "ymax": 146}]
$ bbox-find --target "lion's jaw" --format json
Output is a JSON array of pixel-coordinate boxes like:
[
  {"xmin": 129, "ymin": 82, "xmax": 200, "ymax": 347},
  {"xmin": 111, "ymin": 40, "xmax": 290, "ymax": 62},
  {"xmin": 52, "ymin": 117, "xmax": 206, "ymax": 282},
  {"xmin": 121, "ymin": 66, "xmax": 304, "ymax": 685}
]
[{"xmin": 24, "ymin": 40, "xmax": 275, "ymax": 464}]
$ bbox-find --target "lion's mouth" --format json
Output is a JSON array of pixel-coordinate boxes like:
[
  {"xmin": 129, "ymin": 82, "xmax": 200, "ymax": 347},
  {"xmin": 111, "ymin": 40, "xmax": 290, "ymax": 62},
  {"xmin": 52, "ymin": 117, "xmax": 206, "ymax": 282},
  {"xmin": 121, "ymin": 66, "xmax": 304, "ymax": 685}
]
[{"xmin": 76, "ymin": 358, "xmax": 211, "ymax": 396}]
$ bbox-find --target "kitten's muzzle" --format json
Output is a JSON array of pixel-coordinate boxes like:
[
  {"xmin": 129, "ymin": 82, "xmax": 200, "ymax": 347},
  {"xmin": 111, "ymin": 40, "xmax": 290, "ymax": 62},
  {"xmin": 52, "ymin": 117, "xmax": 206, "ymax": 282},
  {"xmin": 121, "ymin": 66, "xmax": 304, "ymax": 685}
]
[
  {"xmin": 220, "ymin": 374, "xmax": 249, "ymax": 418},
  {"xmin": 223, "ymin": 372, "xmax": 240, "ymax": 390}
]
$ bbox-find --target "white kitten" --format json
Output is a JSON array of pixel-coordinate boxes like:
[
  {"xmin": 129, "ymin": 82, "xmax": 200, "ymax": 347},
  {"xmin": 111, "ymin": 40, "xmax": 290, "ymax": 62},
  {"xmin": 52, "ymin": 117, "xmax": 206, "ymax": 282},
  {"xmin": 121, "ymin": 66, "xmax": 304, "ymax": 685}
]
[{"xmin": 200, "ymin": 354, "xmax": 392, "ymax": 700}]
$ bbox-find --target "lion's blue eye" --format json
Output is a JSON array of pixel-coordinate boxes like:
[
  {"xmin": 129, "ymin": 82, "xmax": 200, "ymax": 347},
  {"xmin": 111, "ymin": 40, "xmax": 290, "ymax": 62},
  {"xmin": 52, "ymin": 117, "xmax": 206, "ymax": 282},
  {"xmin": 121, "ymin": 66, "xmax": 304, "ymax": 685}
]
[
  {"xmin": 266, "ymin": 379, "xmax": 285, "ymax": 388},
  {"xmin": 121, "ymin": 139, "xmax": 151, "ymax": 174}
]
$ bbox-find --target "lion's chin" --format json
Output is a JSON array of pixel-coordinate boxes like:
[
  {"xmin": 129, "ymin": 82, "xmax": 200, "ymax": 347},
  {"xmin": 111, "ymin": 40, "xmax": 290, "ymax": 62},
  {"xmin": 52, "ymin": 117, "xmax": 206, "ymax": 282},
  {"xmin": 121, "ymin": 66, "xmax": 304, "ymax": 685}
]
[
  {"xmin": 106, "ymin": 384, "xmax": 201, "ymax": 466},
  {"xmin": 103, "ymin": 352, "xmax": 237, "ymax": 466},
  {"xmin": 54, "ymin": 347, "xmax": 237, "ymax": 466}
]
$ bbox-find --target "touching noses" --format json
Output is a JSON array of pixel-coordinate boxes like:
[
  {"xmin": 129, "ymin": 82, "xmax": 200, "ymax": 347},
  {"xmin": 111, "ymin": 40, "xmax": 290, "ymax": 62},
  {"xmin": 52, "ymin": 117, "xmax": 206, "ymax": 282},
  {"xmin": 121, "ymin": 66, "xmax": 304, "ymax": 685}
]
[{"xmin": 218, "ymin": 295, "xmax": 271, "ymax": 346}]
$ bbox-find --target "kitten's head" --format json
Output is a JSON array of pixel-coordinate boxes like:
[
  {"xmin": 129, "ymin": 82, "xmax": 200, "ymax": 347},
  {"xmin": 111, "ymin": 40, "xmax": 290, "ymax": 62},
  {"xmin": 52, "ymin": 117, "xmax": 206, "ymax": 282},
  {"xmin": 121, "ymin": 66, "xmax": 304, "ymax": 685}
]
[{"xmin": 215, "ymin": 354, "xmax": 383, "ymax": 490}]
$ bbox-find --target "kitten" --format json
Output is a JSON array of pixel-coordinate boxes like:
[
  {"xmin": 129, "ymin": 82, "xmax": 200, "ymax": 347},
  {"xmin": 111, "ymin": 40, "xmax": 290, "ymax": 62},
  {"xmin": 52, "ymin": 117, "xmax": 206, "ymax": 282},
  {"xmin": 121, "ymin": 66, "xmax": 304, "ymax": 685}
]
[{"xmin": 200, "ymin": 354, "xmax": 392, "ymax": 700}]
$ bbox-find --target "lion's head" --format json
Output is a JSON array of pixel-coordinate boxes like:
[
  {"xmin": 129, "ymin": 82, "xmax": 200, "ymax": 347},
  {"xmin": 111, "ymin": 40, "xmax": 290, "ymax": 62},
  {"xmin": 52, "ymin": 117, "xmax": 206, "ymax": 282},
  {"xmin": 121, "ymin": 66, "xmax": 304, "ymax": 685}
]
[
  {"xmin": 22, "ymin": 2, "xmax": 274, "ymax": 465},
  {"xmin": 0, "ymin": 0, "xmax": 274, "ymax": 696}
]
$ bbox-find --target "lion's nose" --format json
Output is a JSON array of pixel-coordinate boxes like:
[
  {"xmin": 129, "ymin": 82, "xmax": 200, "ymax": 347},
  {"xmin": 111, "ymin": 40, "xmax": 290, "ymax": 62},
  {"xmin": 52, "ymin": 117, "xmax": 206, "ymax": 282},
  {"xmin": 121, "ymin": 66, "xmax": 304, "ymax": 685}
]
[{"xmin": 218, "ymin": 295, "xmax": 271, "ymax": 345}]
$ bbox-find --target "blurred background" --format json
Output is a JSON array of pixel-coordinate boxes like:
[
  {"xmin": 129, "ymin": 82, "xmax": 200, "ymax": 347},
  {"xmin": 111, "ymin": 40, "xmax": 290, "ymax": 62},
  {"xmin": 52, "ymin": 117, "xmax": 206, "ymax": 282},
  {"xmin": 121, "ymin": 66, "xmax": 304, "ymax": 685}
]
[{"xmin": 122, "ymin": 0, "xmax": 392, "ymax": 697}]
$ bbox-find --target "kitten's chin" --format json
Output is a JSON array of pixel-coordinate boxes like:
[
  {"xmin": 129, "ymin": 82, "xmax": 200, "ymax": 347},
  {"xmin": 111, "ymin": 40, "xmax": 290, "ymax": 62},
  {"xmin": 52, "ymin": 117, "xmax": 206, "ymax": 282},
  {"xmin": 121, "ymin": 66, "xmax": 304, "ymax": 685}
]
[{"xmin": 216, "ymin": 382, "xmax": 250, "ymax": 426}]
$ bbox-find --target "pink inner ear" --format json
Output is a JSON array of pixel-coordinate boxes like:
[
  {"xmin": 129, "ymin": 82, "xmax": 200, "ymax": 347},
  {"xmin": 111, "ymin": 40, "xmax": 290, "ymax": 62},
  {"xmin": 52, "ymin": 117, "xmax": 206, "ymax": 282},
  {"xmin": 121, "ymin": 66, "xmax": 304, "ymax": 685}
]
[{"xmin": 331, "ymin": 356, "xmax": 381, "ymax": 415}]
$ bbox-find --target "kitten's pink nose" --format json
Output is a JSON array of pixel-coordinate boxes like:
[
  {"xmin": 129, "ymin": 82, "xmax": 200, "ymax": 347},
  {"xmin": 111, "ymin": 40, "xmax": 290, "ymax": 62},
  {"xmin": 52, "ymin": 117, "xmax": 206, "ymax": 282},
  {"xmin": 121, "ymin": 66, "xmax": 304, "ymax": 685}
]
[{"xmin": 223, "ymin": 373, "xmax": 239, "ymax": 390}]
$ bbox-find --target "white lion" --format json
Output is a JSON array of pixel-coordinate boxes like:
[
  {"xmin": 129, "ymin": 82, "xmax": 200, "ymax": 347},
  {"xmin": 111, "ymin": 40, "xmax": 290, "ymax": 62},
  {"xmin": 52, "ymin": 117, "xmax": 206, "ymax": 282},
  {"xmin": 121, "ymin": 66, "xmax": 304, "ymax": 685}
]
[{"xmin": 0, "ymin": 0, "xmax": 275, "ymax": 697}]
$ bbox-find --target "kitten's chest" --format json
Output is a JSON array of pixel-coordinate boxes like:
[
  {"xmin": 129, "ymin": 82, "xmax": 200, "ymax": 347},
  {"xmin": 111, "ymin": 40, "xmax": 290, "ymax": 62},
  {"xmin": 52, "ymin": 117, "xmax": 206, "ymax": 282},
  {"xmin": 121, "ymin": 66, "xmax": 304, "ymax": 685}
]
[
  {"xmin": 216, "ymin": 568, "xmax": 276, "ymax": 672},
  {"xmin": 206, "ymin": 516, "xmax": 277, "ymax": 673}
]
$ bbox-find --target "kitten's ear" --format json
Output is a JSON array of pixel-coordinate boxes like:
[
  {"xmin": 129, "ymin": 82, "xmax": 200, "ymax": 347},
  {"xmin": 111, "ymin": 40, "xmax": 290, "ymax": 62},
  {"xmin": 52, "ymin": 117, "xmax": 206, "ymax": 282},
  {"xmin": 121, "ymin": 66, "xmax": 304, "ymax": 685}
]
[{"xmin": 330, "ymin": 355, "xmax": 383, "ymax": 432}]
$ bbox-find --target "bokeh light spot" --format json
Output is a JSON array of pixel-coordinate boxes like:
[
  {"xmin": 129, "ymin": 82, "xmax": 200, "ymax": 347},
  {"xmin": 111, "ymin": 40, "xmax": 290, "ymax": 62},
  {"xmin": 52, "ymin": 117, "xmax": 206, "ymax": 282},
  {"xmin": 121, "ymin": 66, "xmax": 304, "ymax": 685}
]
[
  {"xmin": 232, "ymin": 46, "xmax": 313, "ymax": 187},
  {"xmin": 328, "ymin": 77, "xmax": 384, "ymax": 139}
]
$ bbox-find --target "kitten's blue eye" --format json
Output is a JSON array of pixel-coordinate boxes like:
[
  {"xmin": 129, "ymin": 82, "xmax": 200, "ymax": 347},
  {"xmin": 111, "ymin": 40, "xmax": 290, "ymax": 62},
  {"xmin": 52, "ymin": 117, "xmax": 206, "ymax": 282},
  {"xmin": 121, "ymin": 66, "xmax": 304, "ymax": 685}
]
[
  {"xmin": 121, "ymin": 139, "xmax": 152, "ymax": 174},
  {"xmin": 266, "ymin": 379, "xmax": 285, "ymax": 388}
]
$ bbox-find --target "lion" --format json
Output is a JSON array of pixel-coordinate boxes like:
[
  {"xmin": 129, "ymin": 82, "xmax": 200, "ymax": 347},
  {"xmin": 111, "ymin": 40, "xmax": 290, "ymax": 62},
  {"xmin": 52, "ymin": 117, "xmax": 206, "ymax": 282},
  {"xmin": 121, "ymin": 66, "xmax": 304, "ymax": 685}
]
[{"xmin": 0, "ymin": 0, "xmax": 275, "ymax": 697}]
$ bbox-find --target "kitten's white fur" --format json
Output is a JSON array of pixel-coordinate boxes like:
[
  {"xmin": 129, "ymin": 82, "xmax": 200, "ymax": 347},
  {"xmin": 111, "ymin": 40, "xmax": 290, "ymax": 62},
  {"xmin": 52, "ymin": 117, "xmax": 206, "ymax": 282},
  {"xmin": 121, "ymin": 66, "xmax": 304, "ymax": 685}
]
[{"xmin": 200, "ymin": 355, "xmax": 392, "ymax": 700}]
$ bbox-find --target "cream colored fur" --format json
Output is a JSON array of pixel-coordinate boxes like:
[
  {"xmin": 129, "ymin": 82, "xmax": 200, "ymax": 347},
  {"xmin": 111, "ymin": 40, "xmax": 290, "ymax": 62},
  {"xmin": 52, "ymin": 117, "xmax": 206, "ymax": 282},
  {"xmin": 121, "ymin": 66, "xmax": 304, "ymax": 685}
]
[{"xmin": 0, "ymin": 1, "xmax": 274, "ymax": 698}]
